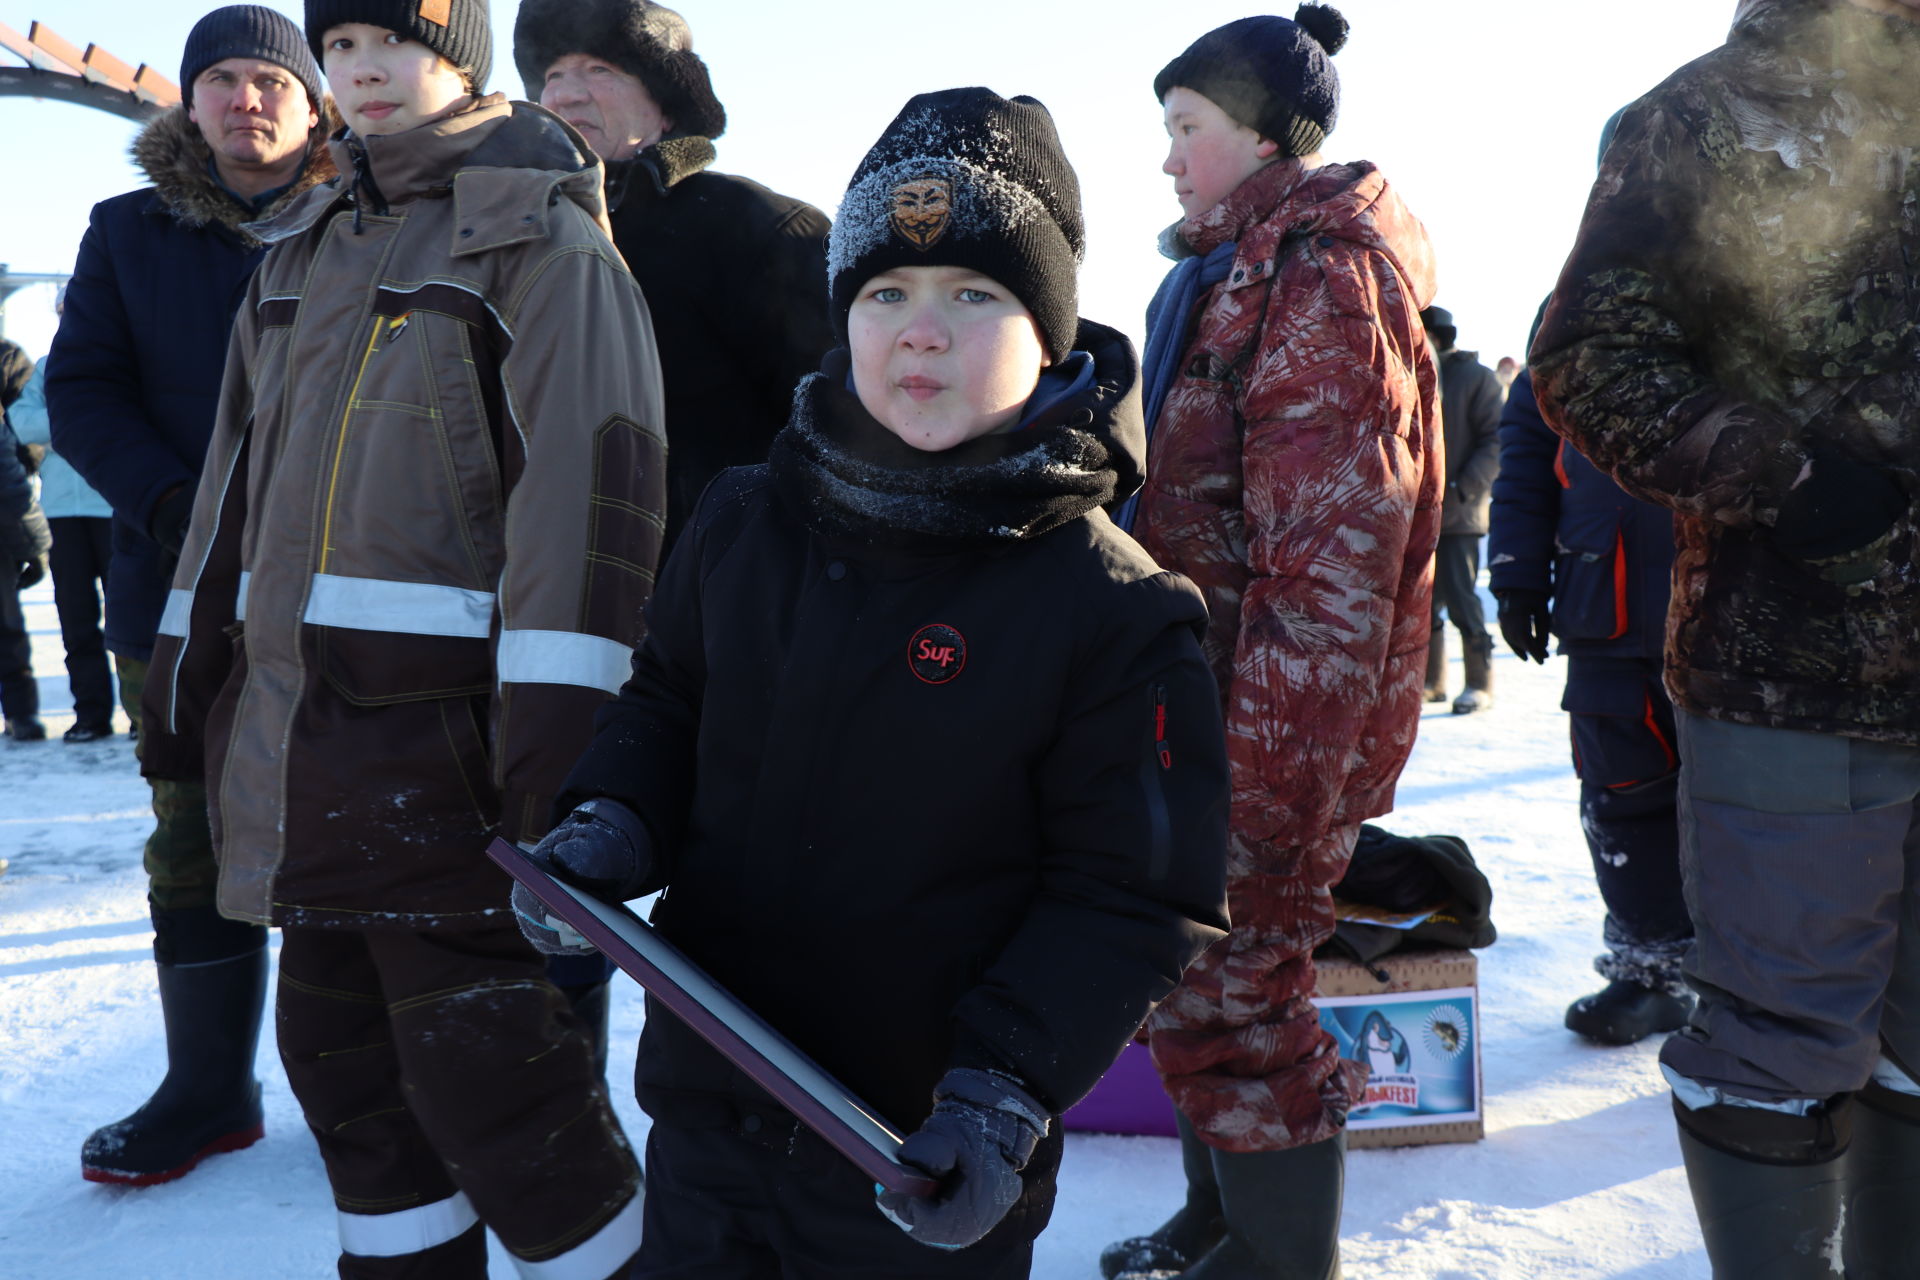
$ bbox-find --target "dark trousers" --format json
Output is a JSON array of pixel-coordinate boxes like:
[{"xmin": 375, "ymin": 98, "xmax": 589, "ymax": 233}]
[
  {"xmin": 276, "ymin": 924, "xmax": 643, "ymax": 1277},
  {"xmin": 1567, "ymin": 658, "xmax": 1691, "ymax": 984},
  {"xmin": 0, "ymin": 572, "xmax": 36, "ymax": 722},
  {"xmin": 1662, "ymin": 710, "xmax": 1920, "ymax": 1103},
  {"xmin": 634, "ymin": 1111, "xmax": 1062, "ymax": 1279},
  {"xmin": 1430, "ymin": 533, "xmax": 1489, "ymax": 643},
  {"xmin": 48, "ymin": 516, "xmax": 115, "ymax": 727}
]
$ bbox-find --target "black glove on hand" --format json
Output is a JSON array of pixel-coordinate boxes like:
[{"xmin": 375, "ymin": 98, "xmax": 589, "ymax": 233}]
[
  {"xmin": 510, "ymin": 798, "xmax": 656, "ymax": 957},
  {"xmin": 1494, "ymin": 589, "xmax": 1552, "ymax": 664},
  {"xmin": 15, "ymin": 554, "xmax": 46, "ymax": 590},
  {"xmin": 876, "ymin": 1068, "xmax": 1050, "ymax": 1251},
  {"xmin": 1772, "ymin": 449, "xmax": 1907, "ymax": 569}
]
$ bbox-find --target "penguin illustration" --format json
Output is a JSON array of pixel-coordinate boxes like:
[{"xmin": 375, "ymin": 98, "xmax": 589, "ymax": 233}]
[{"xmin": 1360, "ymin": 1010, "xmax": 1412, "ymax": 1075}]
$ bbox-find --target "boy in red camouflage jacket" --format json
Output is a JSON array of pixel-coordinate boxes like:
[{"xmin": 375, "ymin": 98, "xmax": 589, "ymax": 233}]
[{"xmin": 1103, "ymin": 7, "xmax": 1442, "ymax": 1278}]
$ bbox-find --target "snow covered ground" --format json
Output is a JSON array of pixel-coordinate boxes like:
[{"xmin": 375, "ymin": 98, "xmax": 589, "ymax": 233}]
[{"xmin": 0, "ymin": 574, "xmax": 1708, "ymax": 1278}]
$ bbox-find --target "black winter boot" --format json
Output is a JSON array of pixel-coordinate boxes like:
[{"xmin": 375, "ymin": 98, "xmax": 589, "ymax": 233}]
[
  {"xmin": 1179, "ymin": 1131, "xmax": 1345, "ymax": 1279},
  {"xmin": 1101, "ymin": 1114, "xmax": 1226, "ymax": 1279},
  {"xmin": 1564, "ymin": 980, "xmax": 1693, "ymax": 1046},
  {"xmin": 1452, "ymin": 635, "xmax": 1494, "ymax": 714},
  {"xmin": 1844, "ymin": 1080, "xmax": 1920, "ymax": 1279},
  {"xmin": 1423, "ymin": 630, "xmax": 1447, "ymax": 703},
  {"xmin": 81, "ymin": 906, "xmax": 269, "ymax": 1185},
  {"xmin": 1674, "ymin": 1096, "xmax": 1850, "ymax": 1279}
]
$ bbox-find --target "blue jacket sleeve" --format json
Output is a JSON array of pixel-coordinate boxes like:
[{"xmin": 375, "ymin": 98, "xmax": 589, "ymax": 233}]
[
  {"xmin": 46, "ymin": 201, "xmax": 200, "ymax": 534},
  {"xmin": 1487, "ymin": 372, "xmax": 1560, "ymax": 597}
]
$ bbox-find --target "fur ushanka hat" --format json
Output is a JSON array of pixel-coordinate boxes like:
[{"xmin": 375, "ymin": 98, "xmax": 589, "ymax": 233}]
[{"xmin": 513, "ymin": 0, "xmax": 726, "ymax": 140}]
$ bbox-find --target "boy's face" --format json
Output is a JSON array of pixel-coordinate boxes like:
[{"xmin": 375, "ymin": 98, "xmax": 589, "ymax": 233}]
[
  {"xmin": 539, "ymin": 53, "xmax": 673, "ymax": 161},
  {"xmin": 850, "ymin": 266, "xmax": 1049, "ymax": 454},
  {"xmin": 321, "ymin": 23, "xmax": 470, "ymax": 136},
  {"xmin": 1162, "ymin": 86, "xmax": 1280, "ymax": 219},
  {"xmin": 189, "ymin": 58, "xmax": 319, "ymax": 172}
]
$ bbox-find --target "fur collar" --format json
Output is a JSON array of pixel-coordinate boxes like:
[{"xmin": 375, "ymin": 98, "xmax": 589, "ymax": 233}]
[
  {"xmin": 606, "ymin": 134, "xmax": 716, "ymax": 209},
  {"xmin": 130, "ymin": 104, "xmax": 339, "ymax": 245},
  {"xmin": 768, "ymin": 322, "xmax": 1143, "ymax": 554}
]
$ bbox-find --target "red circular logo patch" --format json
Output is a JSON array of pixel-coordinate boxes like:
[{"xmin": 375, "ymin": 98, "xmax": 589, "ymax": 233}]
[{"xmin": 908, "ymin": 623, "xmax": 967, "ymax": 685}]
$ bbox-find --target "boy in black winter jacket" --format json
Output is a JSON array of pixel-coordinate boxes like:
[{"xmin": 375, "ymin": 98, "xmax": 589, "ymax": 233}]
[{"xmin": 513, "ymin": 87, "xmax": 1231, "ymax": 1275}]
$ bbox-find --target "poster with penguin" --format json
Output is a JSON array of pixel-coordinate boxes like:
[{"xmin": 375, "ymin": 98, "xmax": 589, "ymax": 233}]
[{"xmin": 1315, "ymin": 986, "xmax": 1480, "ymax": 1128}]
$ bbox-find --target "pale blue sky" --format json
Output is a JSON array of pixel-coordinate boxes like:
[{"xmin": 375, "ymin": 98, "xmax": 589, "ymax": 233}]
[{"xmin": 2, "ymin": 0, "xmax": 1735, "ymax": 363}]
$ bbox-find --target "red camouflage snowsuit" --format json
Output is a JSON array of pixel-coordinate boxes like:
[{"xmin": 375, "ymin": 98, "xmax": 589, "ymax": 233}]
[{"xmin": 1137, "ymin": 156, "xmax": 1441, "ymax": 1152}]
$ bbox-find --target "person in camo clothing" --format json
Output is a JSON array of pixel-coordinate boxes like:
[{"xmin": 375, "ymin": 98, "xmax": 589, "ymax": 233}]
[
  {"xmin": 1104, "ymin": 6, "xmax": 1442, "ymax": 1278},
  {"xmin": 1533, "ymin": 1, "xmax": 1920, "ymax": 1274}
]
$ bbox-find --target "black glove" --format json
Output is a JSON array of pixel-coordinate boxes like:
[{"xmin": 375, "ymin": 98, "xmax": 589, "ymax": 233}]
[
  {"xmin": 510, "ymin": 797, "xmax": 655, "ymax": 957},
  {"xmin": 17, "ymin": 553, "xmax": 46, "ymax": 590},
  {"xmin": 1772, "ymin": 449, "xmax": 1907, "ymax": 577},
  {"xmin": 876, "ymin": 1068, "xmax": 1050, "ymax": 1251},
  {"xmin": 1494, "ymin": 589, "xmax": 1551, "ymax": 664},
  {"xmin": 149, "ymin": 485, "xmax": 194, "ymax": 558}
]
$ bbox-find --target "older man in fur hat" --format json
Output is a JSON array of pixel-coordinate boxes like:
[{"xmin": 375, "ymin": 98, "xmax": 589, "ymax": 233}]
[
  {"xmin": 47, "ymin": 4, "xmax": 336, "ymax": 1187},
  {"xmin": 515, "ymin": 0, "xmax": 834, "ymax": 1058},
  {"xmin": 516, "ymin": 0, "xmax": 832, "ymax": 558}
]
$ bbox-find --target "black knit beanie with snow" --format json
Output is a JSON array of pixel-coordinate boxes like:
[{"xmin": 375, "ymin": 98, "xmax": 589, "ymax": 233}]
[
  {"xmin": 306, "ymin": 0, "xmax": 492, "ymax": 92},
  {"xmin": 513, "ymin": 0, "xmax": 725, "ymax": 140},
  {"xmin": 828, "ymin": 87, "xmax": 1083, "ymax": 362},
  {"xmin": 181, "ymin": 5, "xmax": 326, "ymax": 110},
  {"xmin": 1155, "ymin": 5, "xmax": 1350, "ymax": 157}
]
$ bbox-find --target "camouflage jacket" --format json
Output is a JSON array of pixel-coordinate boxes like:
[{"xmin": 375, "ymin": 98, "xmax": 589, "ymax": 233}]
[
  {"xmin": 1533, "ymin": 0, "xmax": 1920, "ymax": 745},
  {"xmin": 1136, "ymin": 157, "xmax": 1442, "ymax": 853}
]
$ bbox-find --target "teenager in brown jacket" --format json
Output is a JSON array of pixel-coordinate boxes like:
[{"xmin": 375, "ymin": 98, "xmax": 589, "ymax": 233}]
[{"xmin": 141, "ymin": 1, "xmax": 662, "ymax": 1274}]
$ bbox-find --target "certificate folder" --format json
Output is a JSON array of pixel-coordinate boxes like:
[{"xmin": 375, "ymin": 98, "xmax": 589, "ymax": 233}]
[{"xmin": 487, "ymin": 838, "xmax": 939, "ymax": 1197}]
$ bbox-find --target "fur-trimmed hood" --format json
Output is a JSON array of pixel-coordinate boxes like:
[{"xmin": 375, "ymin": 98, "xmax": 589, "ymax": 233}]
[{"xmin": 130, "ymin": 102, "xmax": 339, "ymax": 245}]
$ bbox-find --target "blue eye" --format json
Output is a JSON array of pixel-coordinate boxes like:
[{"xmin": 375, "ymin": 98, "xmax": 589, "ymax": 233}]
[
  {"xmin": 872, "ymin": 287, "xmax": 906, "ymax": 304},
  {"xmin": 958, "ymin": 288, "xmax": 993, "ymax": 304}
]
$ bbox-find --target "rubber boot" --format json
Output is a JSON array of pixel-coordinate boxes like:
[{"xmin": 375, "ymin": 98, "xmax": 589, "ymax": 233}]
[
  {"xmin": 1674, "ymin": 1096, "xmax": 1850, "ymax": 1279},
  {"xmin": 1179, "ymin": 1131, "xmax": 1345, "ymax": 1279},
  {"xmin": 1844, "ymin": 1081, "xmax": 1920, "ymax": 1279},
  {"xmin": 82, "ymin": 906, "xmax": 268, "ymax": 1185},
  {"xmin": 1101, "ymin": 1113, "xmax": 1225, "ymax": 1279},
  {"xmin": 1452, "ymin": 635, "xmax": 1494, "ymax": 714},
  {"xmin": 1423, "ymin": 630, "xmax": 1447, "ymax": 703}
]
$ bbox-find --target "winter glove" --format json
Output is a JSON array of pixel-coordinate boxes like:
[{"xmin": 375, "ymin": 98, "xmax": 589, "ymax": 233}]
[
  {"xmin": 1771, "ymin": 449, "xmax": 1908, "ymax": 585},
  {"xmin": 876, "ymin": 1068, "xmax": 1050, "ymax": 1251},
  {"xmin": 1494, "ymin": 589, "xmax": 1551, "ymax": 664},
  {"xmin": 510, "ymin": 797, "xmax": 656, "ymax": 957},
  {"xmin": 16, "ymin": 553, "xmax": 46, "ymax": 590}
]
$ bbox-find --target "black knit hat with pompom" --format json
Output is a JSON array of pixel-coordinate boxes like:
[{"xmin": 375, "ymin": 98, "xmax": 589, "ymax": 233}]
[{"xmin": 1154, "ymin": 5, "xmax": 1349, "ymax": 157}]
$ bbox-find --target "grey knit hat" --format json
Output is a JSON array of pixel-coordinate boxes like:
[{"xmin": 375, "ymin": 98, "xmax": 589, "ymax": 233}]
[
  {"xmin": 181, "ymin": 5, "xmax": 326, "ymax": 109},
  {"xmin": 306, "ymin": 0, "xmax": 492, "ymax": 92}
]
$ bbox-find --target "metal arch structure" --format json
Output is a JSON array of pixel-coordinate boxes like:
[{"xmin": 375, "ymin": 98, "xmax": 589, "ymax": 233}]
[{"xmin": 0, "ymin": 19, "xmax": 179, "ymax": 124}]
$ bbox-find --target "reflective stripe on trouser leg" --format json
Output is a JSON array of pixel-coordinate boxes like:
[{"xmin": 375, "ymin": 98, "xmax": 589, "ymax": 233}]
[
  {"xmin": 275, "ymin": 929, "xmax": 466, "ymax": 1230},
  {"xmin": 363, "ymin": 927, "xmax": 642, "ymax": 1272},
  {"xmin": 339, "ymin": 1193, "xmax": 479, "ymax": 1256},
  {"xmin": 507, "ymin": 1189, "xmax": 644, "ymax": 1280}
]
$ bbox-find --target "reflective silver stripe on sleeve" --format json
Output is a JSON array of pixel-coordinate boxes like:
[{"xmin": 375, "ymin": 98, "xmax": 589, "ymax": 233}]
[
  {"xmin": 157, "ymin": 589, "xmax": 194, "ymax": 639},
  {"xmin": 507, "ymin": 1189, "xmax": 644, "ymax": 1279},
  {"xmin": 234, "ymin": 570, "xmax": 251, "ymax": 622},
  {"xmin": 303, "ymin": 574, "xmax": 495, "ymax": 638},
  {"xmin": 337, "ymin": 1192, "xmax": 478, "ymax": 1258},
  {"xmin": 497, "ymin": 629, "xmax": 631, "ymax": 695}
]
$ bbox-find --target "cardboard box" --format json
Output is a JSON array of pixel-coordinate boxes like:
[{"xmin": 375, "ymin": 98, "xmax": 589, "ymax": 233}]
[
  {"xmin": 1064, "ymin": 948, "xmax": 1482, "ymax": 1149},
  {"xmin": 1312, "ymin": 948, "xmax": 1483, "ymax": 1149}
]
